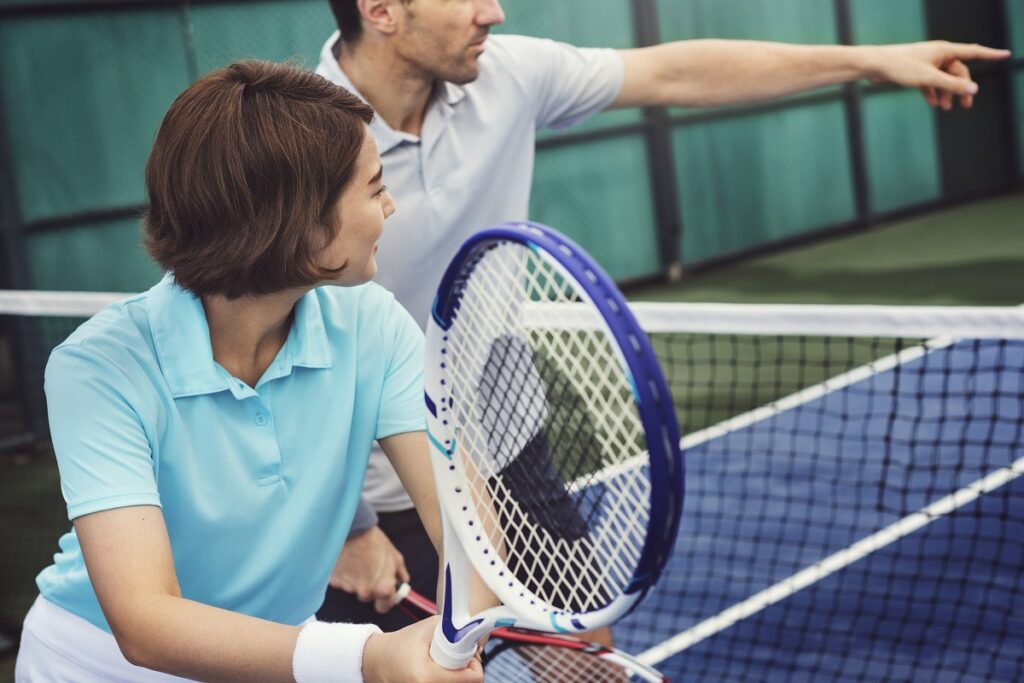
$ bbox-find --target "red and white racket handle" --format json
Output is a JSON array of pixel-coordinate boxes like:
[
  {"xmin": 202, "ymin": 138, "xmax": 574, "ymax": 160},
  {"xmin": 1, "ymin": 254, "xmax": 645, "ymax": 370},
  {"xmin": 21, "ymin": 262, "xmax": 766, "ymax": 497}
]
[{"xmin": 391, "ymin": 581, "xmax": 411, "ymax": 606}]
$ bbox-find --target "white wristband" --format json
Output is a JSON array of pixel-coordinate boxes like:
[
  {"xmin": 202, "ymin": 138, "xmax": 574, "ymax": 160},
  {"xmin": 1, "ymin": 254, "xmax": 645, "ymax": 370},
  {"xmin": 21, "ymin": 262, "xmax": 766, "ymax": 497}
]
[{"xmin": 292, "ymin": 621, "xmax": 382, "ymax": 683}]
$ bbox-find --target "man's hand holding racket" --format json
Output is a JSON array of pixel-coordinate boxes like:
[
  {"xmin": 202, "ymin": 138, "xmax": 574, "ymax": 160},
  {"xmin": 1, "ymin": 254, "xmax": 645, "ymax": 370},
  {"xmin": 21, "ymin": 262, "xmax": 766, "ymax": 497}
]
[{"xmin": 330, "ymin": 526, "xmax": 410, "ymax": 614}]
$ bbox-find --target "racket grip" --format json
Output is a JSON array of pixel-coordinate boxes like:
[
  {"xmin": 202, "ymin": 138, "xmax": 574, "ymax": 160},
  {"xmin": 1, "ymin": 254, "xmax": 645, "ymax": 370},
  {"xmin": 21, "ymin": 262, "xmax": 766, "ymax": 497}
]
[{"xmin": 429, "ymin": 623, "xmax": 477, "ymax": 670}]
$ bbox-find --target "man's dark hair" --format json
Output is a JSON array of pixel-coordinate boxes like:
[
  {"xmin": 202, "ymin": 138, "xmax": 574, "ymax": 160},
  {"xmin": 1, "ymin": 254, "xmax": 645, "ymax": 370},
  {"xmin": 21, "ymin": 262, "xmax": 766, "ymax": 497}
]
[
  {"xmin": 328, "ymin": 0, "xmax": 412, "ymax": 45},
  {"xmin": 328, "ymin": 0, "xmax": 365, "ymax": 43},
  {"xmin": 143, "ymin": 60, "xmax": 375, "ymax": 298}
]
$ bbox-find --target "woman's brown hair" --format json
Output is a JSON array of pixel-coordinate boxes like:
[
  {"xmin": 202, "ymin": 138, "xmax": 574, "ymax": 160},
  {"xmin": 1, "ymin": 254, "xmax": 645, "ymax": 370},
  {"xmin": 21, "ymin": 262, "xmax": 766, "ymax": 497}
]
[{"xmin": 143, "ymin": 60, "xmax": 374, "ymax": 298}]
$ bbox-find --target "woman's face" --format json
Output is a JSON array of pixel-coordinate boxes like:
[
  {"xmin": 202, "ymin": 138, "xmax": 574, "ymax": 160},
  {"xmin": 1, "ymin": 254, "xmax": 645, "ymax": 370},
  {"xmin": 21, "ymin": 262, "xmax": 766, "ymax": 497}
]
[{"xmin": 320, "ymin": 128, "xmax": 396, "ymax": 286}]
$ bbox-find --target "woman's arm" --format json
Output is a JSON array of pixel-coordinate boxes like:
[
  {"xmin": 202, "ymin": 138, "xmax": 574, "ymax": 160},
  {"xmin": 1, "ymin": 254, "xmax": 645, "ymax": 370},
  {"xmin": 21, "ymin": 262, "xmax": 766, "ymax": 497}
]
[
  {"xmin": 75, "ymin": 505, "xmax": 300, "ymax": 682},
  {"xmin": 378, "ymin": 431, "xmax": 498, "ymax": 616},
  {"xmin": 77, "ymin": 502, "xmax": 481, "ymax": 683}
]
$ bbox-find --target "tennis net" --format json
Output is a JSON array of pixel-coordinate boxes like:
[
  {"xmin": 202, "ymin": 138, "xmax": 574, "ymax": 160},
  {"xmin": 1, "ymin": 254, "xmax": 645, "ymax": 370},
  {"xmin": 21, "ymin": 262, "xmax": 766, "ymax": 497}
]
[
  {"xmin": 618, "ymin": 302, "xmax": 1024, "ymax": 682},
  {"xmin": 1, "ymin": 292, "xmax": 1022, "ymax": 681}
]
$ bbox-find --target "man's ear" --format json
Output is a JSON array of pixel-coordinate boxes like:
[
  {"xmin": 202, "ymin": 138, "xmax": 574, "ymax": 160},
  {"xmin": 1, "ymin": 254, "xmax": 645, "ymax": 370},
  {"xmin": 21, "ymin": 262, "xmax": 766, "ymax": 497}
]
[{"xmin": 358, "ymin": 0, "xmax": 403, "ymax": 37}]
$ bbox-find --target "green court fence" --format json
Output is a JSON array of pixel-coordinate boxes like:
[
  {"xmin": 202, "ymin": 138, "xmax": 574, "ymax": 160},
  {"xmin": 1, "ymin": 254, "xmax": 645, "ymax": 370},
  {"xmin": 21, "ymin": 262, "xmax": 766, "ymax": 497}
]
[{"xmin": 0, "ymin": 0, "xmax": 1020, "ymax": 294}]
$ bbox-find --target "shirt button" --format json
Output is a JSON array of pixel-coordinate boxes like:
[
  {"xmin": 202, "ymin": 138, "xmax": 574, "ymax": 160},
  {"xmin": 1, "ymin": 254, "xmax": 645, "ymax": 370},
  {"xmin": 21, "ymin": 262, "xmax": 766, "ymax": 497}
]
[{"xmin": 255, "ymin": 414, "xmax": 269, "ymax": 426}]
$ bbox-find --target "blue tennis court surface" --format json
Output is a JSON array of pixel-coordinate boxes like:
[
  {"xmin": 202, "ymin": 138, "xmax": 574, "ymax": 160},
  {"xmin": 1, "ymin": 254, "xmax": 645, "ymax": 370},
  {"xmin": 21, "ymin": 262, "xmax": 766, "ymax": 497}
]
[{"xmin": 618, "ymin": 339, "xmax": 1024, "ymax": 681}]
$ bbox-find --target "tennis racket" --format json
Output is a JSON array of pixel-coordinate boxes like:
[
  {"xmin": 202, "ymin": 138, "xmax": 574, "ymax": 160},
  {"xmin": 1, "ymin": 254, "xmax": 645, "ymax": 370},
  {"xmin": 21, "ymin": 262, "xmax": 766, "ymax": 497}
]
[
  {"xmin": 425, "ymin": 221, "xmax": 684, "ymax": 669},
  {"xmin": 395, "ymin": 583, "xmax": 669, "ymax": 682}
]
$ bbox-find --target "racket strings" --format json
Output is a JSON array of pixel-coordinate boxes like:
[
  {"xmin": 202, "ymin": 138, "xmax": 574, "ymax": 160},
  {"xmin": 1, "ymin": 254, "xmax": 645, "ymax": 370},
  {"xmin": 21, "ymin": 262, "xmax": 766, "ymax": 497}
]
[{"xmin": 447, "ymin": 242, "xmax": 652, "ymax": 613}]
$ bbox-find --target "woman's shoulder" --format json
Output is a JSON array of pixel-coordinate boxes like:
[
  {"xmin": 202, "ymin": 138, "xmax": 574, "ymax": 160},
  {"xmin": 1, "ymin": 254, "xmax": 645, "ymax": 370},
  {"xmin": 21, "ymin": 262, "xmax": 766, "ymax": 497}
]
[
  {"xmin": 47, "ymin": 292, "xmax": 158, "ymax": 384},
  {"xmin": 314, "ymin": 282, "xmax": 421, "ymax": 344},
  {"xmin": 314, "ymin": 281, "xmax": 405, "ymax": 320}
]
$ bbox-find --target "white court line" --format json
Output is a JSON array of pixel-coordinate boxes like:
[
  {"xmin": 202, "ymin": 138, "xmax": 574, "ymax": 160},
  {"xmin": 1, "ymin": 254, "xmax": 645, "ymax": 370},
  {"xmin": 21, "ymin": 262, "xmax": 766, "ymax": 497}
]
[{"xmin": 637, "ymin": 453, "xmax": 1024, "ymax": 666}]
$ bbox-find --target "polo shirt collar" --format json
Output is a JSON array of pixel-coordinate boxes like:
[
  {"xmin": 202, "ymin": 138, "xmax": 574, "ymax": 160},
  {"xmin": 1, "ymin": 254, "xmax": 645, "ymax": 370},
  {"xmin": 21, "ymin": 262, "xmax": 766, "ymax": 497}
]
[
  {"xmin": 287, "ymin": 291, "xmax": 333, "ymax": 370},
  {"xmin": 318, "ymin": 31, "xmax": 465, "ymax": 153},
  {"xmin": 147, "ymin": 275, "xmax": 332, "ymax": 399},
  {"xmin": 439, "ymin": 81, "xmax": 467, "ymax": 107}
]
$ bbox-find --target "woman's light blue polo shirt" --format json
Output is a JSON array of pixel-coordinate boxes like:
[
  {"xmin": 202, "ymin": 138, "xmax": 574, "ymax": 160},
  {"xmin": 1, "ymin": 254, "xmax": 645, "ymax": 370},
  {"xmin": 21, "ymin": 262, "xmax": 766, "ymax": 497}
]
[{"xmin": 36, "ymin": 275, "xmax": 426, "ymax": 632}]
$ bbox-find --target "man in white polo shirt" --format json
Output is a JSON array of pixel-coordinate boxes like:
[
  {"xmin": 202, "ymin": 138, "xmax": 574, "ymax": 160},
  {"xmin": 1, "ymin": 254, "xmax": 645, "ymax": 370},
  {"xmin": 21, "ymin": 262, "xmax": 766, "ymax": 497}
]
[{"xmin": 314, "ymin": 0, "xmax": 1011, "ymax": 629}]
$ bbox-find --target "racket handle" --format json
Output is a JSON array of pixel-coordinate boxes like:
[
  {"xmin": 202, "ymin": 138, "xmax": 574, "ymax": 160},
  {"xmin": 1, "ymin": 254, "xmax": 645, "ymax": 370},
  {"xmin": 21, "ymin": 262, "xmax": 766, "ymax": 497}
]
[
  {"xmin": 390, "ymin": 581, "xmax": 411, "ymax": 608},
  {"xmin": 429, "ymin": 623, "xmax": 477, "ymax": 670}
]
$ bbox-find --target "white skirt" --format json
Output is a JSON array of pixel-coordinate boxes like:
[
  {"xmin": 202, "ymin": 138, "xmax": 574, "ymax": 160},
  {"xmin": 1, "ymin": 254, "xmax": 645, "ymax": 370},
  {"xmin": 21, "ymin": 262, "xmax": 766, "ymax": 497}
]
[{"xmin": 15, "ymin": 596, "xmax": 197, "ymax": 682}]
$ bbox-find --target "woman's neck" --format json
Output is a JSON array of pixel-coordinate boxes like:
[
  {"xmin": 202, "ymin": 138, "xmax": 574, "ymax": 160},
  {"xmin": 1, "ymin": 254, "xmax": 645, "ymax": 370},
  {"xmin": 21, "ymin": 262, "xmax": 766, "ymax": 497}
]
[{"xmin": 202, "ymin": 289, "xmax": 305, "ymax": 388}]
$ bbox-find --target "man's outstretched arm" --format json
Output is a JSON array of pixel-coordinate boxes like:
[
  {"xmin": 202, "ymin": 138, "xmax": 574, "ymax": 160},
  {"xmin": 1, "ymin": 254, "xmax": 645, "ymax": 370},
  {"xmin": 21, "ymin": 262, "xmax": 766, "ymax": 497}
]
[{"xmin": 612, "ymin": 40, "xmax": 1011, "ymax": 111}]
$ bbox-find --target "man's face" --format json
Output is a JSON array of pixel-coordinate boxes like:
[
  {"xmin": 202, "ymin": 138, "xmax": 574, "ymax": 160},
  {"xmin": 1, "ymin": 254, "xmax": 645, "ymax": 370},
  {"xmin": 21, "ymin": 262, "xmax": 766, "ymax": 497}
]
[{"xmin": 395, "ymin": 0, "xmax": 505, "ymax": 84}]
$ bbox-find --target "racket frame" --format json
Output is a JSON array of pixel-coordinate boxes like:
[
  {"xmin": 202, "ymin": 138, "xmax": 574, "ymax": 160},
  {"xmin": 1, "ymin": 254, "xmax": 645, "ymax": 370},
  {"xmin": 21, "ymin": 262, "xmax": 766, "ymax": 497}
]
[{"xmin": 425, "ymin": 222, "xmax": 684, "ymax": 667}]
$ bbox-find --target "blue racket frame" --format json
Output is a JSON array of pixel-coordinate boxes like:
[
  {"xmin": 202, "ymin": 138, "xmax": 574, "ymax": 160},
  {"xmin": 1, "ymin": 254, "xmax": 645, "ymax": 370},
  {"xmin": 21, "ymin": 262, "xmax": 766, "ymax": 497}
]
[{"xmin": 425, "ymin": 222, "xmax": 684, "ymax": 666}]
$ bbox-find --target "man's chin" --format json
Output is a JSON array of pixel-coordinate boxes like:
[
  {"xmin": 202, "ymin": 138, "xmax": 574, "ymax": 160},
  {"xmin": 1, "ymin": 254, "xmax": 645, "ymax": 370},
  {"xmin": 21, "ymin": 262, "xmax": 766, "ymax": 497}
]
[
  {"xmin": 444, "ymin": 70, "xmax": 479, "ymax": 85},
  {"xmin": 438, "ymin": 60, "xmax": 481, "ymax": 85}
]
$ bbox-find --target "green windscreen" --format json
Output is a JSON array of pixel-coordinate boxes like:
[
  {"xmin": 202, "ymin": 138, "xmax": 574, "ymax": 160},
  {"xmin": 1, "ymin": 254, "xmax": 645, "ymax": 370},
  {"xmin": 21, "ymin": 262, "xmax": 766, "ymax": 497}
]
[
  {"xmin": 531, "ymin": 135, "xmax": 660, "ymax": 281},
  {"xmin": 0, "ymin": 10, "xmax": 190, "ymax": 225},
  {"xmin": 27, "ymin": 217, "xmax": 160, "ymax": 293},
  {"xmin": 674, "ymin": 101, "xmax": 856, "ymax": 265},
  {"xmin": 0, "ymin": 0, "xmax": 144, "ymax": 8},
  {"xmin": 849, "ymin": 0, "xmax": 927, "ymax": 44},
  {"xmin": 190, "ymin": 0, "xmax": 333, "ymax": 73},
  {"xmin": 498, "ymin": 0, "xmax": 634, "ymax": 47},
  {"xmin": 849, "ymin": 0, "xmax": 938, "ymax": 213},
  {"xmin": 656, "ymin": 0, "xmax": 838, "ymax": 42},
  {"xmin": 648, "ymin": 0, "xmax": 864, "ymax": 268},
  {"xmin": 861, "ymin": 90, "xmax": 940, "ymax": 214},
  {"xmin": 0, "ymin": 0, "xmax": 1018, "ymax": 291}
]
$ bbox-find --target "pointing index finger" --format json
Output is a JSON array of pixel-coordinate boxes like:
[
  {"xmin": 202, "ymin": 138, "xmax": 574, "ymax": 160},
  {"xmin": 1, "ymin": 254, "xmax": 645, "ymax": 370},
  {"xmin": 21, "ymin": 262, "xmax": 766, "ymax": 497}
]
[{"xmin": 947, "ymin": 43, "xmax": 1013, "ymax": 62}]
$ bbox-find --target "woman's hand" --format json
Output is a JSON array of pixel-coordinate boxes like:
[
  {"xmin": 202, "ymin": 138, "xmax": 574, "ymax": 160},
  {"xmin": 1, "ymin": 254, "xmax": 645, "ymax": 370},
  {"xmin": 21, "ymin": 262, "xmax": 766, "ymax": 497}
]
[{"xmin": 362, "ymin": 616, "xmax": 483, "ymax": 683}]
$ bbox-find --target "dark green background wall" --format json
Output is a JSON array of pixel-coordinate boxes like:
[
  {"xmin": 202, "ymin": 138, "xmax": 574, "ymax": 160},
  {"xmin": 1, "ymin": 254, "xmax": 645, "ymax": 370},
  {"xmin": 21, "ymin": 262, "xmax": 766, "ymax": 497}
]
[{"xmin": 0, "ymin": 0, "xmax": 1021, "ymax": 292}]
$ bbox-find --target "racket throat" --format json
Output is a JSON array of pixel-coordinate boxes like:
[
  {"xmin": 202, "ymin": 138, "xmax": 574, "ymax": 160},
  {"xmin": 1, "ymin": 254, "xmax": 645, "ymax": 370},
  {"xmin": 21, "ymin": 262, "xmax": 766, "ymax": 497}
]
[
  {"xmin": 439, "ymin": 565, "xmax": 487, "ymax": 644},
  {"xmin": 433, "ymin": 565, "xmax": 498, "ymax": 670}
]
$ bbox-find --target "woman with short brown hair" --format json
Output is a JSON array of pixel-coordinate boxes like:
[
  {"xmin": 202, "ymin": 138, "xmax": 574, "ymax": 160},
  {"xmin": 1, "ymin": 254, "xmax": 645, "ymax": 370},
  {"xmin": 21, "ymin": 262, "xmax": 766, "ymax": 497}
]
[{"xmin": 15, "ymin": 60, "xmax": 482, "ymax": 683}]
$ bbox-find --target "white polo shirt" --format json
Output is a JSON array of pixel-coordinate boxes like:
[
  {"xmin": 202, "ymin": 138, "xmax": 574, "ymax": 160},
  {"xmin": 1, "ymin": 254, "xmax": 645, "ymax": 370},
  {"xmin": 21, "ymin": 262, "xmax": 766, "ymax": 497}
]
[{"xmin": 317, "ymin": 31, "xmax": 624, "ymax": 511}]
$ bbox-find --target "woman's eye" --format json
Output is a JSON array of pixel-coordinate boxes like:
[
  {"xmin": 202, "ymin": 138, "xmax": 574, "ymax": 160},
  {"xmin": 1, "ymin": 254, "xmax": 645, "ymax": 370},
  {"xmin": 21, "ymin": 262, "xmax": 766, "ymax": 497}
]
[{"xmin": 375, "ymin": 185, "xmax": 388, "ymax": 197}]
